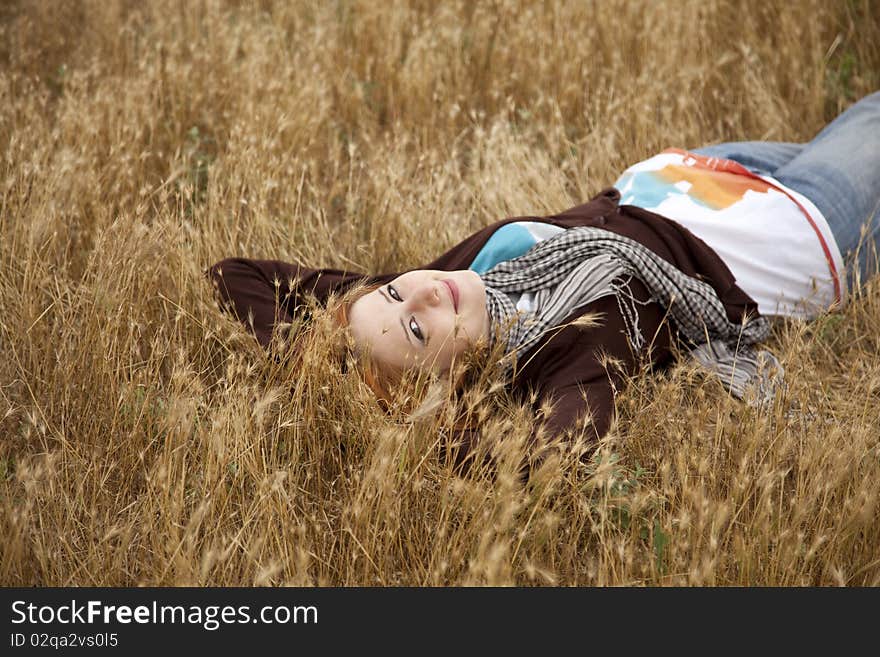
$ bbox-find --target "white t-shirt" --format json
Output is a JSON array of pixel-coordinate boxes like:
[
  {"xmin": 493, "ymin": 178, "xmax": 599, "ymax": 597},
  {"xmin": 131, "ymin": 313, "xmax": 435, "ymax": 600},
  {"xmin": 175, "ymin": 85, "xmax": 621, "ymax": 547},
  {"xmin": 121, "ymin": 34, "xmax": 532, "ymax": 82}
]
[{"xmin": 614, "ymin": 148, "xmax": 845, "ymax": 318}]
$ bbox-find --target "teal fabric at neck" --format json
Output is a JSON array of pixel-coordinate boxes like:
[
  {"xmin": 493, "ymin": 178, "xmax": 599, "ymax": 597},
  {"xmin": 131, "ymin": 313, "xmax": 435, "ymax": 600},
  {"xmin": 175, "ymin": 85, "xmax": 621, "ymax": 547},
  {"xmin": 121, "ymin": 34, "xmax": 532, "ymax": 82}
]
[{"xmin": 469, "ymin": 222, "xmax": 565, "ymax": 274}]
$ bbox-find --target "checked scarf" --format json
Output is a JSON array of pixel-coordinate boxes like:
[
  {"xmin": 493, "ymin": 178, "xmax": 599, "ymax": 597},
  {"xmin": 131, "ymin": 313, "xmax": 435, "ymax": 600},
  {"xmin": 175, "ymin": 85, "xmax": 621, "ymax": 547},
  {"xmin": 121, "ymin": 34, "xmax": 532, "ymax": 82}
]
[{"xmin": 480, "ymin": 226, "xmax": 783, "ymax": 403}]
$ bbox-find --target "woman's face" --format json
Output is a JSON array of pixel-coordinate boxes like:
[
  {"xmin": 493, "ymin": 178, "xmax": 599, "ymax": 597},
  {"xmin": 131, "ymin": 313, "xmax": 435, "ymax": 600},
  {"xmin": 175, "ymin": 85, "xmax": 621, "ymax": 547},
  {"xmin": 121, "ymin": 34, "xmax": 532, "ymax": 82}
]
[{"xmin": 347, "ymin": 269, "xmax": 489, "ymax": 376}]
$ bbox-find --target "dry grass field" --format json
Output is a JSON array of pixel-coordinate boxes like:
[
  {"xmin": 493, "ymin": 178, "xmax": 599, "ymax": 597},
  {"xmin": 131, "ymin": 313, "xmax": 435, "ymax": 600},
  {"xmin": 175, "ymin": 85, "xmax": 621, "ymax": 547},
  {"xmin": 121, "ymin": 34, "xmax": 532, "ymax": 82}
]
[{"xmin": 2, "ymin": 0, "xmax": 879, "ymax": 586}]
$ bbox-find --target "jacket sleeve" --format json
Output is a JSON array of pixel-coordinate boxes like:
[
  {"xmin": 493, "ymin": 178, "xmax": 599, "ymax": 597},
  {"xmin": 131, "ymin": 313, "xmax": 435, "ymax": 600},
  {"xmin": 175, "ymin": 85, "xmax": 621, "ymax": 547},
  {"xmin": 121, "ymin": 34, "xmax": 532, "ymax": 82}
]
[{"xmin": 207, "ymin": 258, "xmax": 375, "ymax": 347}]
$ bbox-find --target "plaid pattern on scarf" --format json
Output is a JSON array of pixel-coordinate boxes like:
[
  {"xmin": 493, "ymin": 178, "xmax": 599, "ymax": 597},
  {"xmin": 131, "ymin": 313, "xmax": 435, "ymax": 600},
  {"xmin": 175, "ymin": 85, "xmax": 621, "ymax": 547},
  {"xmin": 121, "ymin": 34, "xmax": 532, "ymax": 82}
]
[{"xmin": 480, "ymin": 226, "xmax": 783, "ymax": 402}]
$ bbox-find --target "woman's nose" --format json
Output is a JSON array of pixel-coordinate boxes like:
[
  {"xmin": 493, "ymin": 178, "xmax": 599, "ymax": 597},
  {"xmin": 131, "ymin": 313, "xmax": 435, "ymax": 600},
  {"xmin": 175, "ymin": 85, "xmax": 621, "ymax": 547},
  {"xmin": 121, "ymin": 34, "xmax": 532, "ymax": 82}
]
[{"xmin": 410, "ymin": 282, "xmax": 441, "ymax": 309}]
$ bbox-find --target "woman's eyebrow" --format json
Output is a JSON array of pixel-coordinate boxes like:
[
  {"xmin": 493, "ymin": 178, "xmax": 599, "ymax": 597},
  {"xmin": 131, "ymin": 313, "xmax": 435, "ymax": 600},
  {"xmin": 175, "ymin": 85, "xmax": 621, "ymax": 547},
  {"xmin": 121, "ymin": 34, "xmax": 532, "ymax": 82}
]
[
  {"xmin": 398, "ymin": 317, "xmax": 413, "ymax": 346},
  {"xmin": 378, "ymin": 287, "xmax": 414, "ymax": 346}
]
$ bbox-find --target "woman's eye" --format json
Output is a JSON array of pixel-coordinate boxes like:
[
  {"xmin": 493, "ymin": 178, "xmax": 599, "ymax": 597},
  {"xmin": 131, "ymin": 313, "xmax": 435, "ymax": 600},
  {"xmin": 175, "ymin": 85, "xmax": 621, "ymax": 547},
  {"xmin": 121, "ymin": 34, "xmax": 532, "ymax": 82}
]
[
  {"xmin": 409, "ymin": 317, "xmax": 424, "ymax": 343},
  {"xmin": 387, "ymin": 285, "xmax": 402, "ymax": 301}
]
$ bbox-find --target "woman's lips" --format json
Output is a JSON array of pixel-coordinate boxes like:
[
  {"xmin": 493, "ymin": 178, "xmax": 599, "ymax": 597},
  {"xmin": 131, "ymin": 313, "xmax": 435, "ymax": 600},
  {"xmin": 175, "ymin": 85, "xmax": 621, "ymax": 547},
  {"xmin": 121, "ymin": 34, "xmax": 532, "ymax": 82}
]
[{"xmin": 442, "ymin": 279, "xmax": 460, "ymax": 312}]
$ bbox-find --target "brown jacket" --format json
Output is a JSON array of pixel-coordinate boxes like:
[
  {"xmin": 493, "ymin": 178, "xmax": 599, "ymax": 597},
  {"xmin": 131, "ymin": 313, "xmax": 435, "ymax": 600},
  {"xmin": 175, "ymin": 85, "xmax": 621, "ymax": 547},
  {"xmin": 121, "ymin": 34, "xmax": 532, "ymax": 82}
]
[{"xmin": 208, "ymin": 188, "xmax": 758, "ymax": 465}]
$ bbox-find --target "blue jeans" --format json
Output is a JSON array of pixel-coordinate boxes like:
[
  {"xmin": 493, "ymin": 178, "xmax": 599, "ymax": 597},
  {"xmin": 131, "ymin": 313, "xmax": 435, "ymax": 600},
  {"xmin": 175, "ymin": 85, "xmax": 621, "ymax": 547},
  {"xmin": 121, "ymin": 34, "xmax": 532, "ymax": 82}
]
[{"xmin": 691, "ymin": 91, "xmax": 880, "ymax": 294}]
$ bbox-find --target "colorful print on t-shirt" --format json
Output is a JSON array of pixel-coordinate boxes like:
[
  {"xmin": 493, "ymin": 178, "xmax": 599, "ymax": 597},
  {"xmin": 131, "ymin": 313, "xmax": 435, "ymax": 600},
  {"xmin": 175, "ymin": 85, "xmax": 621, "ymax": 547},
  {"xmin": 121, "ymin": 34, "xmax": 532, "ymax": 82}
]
[{"xmin": 614, "ymin": 148, "xmax": 842, "ymax": 317}]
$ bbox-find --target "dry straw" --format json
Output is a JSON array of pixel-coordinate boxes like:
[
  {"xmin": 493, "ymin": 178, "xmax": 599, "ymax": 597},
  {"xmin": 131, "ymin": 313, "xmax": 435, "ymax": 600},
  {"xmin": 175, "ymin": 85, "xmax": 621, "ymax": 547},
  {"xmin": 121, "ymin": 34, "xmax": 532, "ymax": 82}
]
[{"xmin": 1, "ymin": 0, "xmax": 878, "ymax": 585}]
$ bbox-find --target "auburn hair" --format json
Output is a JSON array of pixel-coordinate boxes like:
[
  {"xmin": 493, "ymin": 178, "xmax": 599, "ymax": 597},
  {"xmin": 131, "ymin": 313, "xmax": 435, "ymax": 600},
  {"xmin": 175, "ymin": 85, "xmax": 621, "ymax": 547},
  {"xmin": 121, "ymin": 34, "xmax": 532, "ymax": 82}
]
[{"xmin": 330, "ymin": 282, "xmax": 397, "ymax": 411}]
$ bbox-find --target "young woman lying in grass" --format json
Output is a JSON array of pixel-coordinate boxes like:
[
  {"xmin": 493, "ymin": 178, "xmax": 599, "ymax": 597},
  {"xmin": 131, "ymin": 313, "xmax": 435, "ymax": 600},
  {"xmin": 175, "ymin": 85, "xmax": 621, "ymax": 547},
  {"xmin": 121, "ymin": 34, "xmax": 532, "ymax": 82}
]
[{"xmin": 210, "ymin": 91, "xmax": 880, "ymax": 472}]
